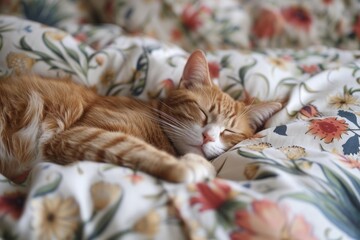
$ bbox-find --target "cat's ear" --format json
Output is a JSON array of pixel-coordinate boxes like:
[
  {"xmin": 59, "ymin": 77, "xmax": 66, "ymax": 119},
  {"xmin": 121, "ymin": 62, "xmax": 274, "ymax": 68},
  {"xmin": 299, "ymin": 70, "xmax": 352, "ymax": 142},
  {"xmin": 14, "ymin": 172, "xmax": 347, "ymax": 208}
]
[
  {"xmin": 179, "ymin": 50, "xmax": 212, "ymax": 89},
  {"xmin": 246, "ymin": 102, "xmax": 282, "ymax": 130}
]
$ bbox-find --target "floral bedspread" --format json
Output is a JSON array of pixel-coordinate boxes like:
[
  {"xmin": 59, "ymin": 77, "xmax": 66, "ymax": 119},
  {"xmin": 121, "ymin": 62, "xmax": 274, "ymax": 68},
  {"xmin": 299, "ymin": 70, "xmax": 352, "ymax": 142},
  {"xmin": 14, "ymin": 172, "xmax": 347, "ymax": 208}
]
[{"xmin": 0, "ymin": 1, "xmax": 360, "ymax": 239}]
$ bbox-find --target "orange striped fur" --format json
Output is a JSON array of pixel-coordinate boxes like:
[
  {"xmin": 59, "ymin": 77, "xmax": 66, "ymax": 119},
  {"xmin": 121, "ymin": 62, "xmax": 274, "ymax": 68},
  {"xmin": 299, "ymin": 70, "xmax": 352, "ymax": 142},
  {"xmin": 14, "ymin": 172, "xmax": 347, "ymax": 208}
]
[{"xmin": 0, "ymin": 50, "xmax": 281, "ymax": 182}]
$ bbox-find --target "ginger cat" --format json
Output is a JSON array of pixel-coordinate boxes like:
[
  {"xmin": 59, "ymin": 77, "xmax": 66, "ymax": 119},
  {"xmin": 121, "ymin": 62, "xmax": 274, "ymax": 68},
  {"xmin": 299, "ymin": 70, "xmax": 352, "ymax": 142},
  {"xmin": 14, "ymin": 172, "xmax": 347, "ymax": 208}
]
[{"xmin": 0, "ymin": 50, "xmax": 281, "ymax": 183}]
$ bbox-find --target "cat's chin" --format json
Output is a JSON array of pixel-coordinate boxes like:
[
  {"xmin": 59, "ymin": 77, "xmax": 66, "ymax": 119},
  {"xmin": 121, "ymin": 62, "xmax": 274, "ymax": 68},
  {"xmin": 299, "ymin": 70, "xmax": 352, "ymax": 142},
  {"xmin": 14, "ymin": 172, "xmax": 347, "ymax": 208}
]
[
  {"xmin": 186, "ymin": 144, "xmax": 206, "ymax": 158},
  {"xmin": 186, "ymin": 144, "xmax": 223, "ymax": 160},
  {"xmin": 202, "ymin": 143, "xmax": 226, "ymax": 160}
]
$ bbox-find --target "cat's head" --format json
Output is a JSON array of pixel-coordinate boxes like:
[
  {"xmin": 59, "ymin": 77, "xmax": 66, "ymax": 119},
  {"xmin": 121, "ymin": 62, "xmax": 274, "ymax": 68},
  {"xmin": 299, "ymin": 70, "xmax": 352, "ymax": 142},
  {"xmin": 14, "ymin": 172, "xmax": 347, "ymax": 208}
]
[{"xmin": 160, "ymin": 50, "xmax": 281, "ymax": 159}]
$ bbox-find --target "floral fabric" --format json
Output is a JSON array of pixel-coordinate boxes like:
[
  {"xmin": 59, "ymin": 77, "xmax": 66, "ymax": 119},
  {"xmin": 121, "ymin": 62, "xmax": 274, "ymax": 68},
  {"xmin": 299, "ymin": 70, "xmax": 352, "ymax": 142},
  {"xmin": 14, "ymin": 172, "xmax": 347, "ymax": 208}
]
[
  {"xmin": 111, "ymin": 0, "xmax": 360, "ymax": 51},
  {"xmin": 2, "ymin": 0, "xmax": 360, "ymax": 51},
  {"xmin": 0, "ymin": 1, "xmax": 360, "ymax": 239}
]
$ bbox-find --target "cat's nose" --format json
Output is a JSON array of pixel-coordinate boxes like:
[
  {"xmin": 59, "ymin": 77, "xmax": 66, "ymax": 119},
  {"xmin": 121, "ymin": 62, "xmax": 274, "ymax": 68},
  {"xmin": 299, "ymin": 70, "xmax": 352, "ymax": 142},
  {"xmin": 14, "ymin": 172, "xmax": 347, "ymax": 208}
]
[{"xmin": 202, "ymin": 132, "xmax": 215, "ymax": 144}]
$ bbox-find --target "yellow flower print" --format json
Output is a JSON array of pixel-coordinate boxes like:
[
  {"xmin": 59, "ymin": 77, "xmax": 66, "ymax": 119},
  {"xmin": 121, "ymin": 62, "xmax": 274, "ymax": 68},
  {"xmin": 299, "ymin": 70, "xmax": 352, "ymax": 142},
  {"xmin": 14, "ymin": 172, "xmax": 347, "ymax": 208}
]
[
  {"xmin": 44, "ymin": 31, "xmax": 67, "ymax": 41},
  {"xmin": 95, "ymin": 55, "xmax": 105, "ymax": 66},
  {"xmin": 328, "ymin": 93, "xmax": 360, "ymax": 110},
  {"xmin": 133, "ymin": 210, "xmax": 161, "ymax": 237},
  {"xmin": 278, "ymin": 146, "xmax": 306, "ymax": 160},
  {"xmin": 244, "ymin": 164, "xmax": 260, "ymax": 180},
  {"xmin": 246, "ymin": 142, "xmax": 272, "ymax": 152},
  {"xmin": 278, "ymin": 146, "xmax": 311, "ymax": 169},
  {"xmin": 31, "ymin": 196, "xmax": 80, "ymax": 240},
  {"xmin": 100, "ymin": 69, "xmax": 116, "ymax": 86},
  {"xmin": 90, "ymin": 181, "xmax": 121, "ymax": 211},
  {"xmin": 6, "ymin": 52, "xmax": 35, "ymax": 74},
  {"xmin": 268, "ymin": 57, "xmax": 288, "ymax": 71}
]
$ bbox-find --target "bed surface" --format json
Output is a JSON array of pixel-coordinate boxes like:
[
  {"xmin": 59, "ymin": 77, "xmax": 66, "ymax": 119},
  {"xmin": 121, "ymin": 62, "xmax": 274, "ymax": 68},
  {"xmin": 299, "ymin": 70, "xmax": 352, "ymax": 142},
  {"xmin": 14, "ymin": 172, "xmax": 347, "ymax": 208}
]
[{"xmin": 0, "ymin": 1, "xmax": 360, "ymax": 239}]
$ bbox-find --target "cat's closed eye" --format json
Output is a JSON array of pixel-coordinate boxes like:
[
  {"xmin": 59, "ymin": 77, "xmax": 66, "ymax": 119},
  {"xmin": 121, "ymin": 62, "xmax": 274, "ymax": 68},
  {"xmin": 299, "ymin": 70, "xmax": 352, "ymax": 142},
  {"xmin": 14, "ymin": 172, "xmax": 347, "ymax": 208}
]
[
  {"xmin": 198, "ymin": 108, "xmax": 208, "ymax": 126},
  {"xmin": 222, "ymin": 129, "xmax": 236, "ymax": 136}
]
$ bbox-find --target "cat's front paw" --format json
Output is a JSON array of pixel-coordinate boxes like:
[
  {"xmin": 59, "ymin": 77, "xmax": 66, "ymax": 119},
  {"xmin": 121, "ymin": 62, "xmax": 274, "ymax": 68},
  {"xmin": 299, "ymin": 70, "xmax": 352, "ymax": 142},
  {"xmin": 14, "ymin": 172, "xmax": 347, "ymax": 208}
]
[{"xmin": 179, "ymin": 153, "xmax": 216, "ymax": 183}]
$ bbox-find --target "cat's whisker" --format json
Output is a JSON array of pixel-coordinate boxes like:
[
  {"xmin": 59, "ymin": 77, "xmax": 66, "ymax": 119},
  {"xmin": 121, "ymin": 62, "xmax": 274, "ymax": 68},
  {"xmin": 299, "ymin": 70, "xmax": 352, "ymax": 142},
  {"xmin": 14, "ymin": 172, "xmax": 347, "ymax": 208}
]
[
  {"xmin": 163, "ymin": 130, "xmax": 191, "ymax": 140},
  {"xmin": 160, "ymin": 123, "xmax": 198, "ymax": 139},
  {"xmin": 157, "ymin": 102, "xmax": 193, "ymax": 129},
  {"xmin": 159, "ymin": 120, "xmax": 198, "ymax": 138},
  {"xmin": 136, "ymin": 107, "xmax": 186, "ymax": 131},
  {"xmin": 138, "ymin": 111, "xmax": 197, "ymax": 141},
  {"xmin": 239, "ymin": 98, "xmax": 256, "ymax": 118},
  {"xmin": 136, "ymin": 100, "xmax": 191, "ymax": 130},
  {"xmin": 169, "ymin": 134, "xmax": 199, "ymax": 145}
]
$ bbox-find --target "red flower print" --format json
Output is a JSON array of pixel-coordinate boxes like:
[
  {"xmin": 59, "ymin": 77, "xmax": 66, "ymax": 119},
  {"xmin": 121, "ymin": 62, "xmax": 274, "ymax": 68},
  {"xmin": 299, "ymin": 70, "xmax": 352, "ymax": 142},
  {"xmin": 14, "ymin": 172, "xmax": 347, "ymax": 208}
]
[
  {"xmin": 353, "ymin": 15, "xmax": 360, "ymax": 39},
  {"xmin": 301, "ymin": 64, "xmax": 321, "ymax": 75},
  {"xmin": 299, "ymin": 105, "xmax": 320, "ymax": 119},
  {"xmin": 337, "ymin": 154, "xmax": 360, "ymax": 170},
  {"xmin": 208, "ymin": 61, "xmax": 220, "ymax": 79},
  {"xmin": 11, "ymin": 170, "xmax": 30, "ymax": 184},
  {"xmin": 252, "ymin": 8, "xmax": 283, "ymax": 39},
  {"xmin": 231, "ymin": 200, "xmax": 317, "ymax": 240},
  {"xmin": 322, "ymin": 0, "xmax": 333, "ymax": 5},
  {"xmin": 281, "ymin": 6, "xmax": 312, "ymax": 32},
  {"xmin": 281, "ymin": 54, "xmax": 293, "ymax": 62},
  {"xmin": 126, "ymin": 173, "xmax": 144, "ymax": 184},
  {"xmin": 171, "ymin": 28, "xmax": 183, "ymax": 41},
  {"xmin": 307, "ymin": 117, "xmax": 348, "ymax": 143},
  {"xmin": 74, "ymin": 32, "xmax": 87, "ymax": 43},
  {"xmin": 190, "ymin": 179, "xmax": 234, "ymax": 211},
  {"xmin": 79, "ymin": 17, "xmax": 89, "ymax": 24},
  {"xmin": 0, "ymin": 191, "xmax": 26, "ymax": 219},
  {"xmin": 181, "ymin": 4, "xmax": 211, "ymax": 31}
]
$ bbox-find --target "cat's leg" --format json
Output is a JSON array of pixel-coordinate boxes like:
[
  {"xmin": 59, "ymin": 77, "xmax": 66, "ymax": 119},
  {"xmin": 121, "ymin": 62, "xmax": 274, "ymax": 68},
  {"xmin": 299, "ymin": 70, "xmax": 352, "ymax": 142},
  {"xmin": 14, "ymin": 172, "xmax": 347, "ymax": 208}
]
[{"xmin": 43, "ymin": 126, "xmax": 215, "ymax": 183}]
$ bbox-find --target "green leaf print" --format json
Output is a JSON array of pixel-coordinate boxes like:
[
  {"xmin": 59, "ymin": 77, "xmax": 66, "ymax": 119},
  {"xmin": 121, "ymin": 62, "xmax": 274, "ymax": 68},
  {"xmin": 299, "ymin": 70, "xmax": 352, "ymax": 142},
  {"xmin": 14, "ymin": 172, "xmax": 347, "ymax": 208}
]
[
  {"xmin": 238, "ymin": 59, "xmax": 257, "ymax": 86},
  {"xmin": 62, "ymin": 43, "xmax": 81, "ymax": 65},
  {"xmin": 250, "ymin": 72, "xmax": 270, "ymax": 96},
  {"xmin": 19, "ymin": 36, "xmax": 33, "ymax": 51},
  {"xmin": 33, "ymin": 172, "xmax": 62, "ymax": 198},
  {"xmin": 237, "ymin": 149, "xmax": 265, "ymax": 159},
  {"xmin": 220, "ymin": 54, "xmax": 231, "ymax": 68},
  {"xmin": 321, "ymin": 165, "xmax": 360, "ymax": 210},
  {"xmin": 17, "ymin": 37, "xmax": 53, "ymax": 62},
  {"xmin": 0, "ymin": 22, "xmax": 15, "ymax": 51},
  {"xmin": 88, "ymin": 196, "xmax": 123, "ymax": 240},
  {"xmin": 131, "ymin": 48, "xmax": 149, "ymax": 96},
  {"xmin": 299, "ymin": 82, "xmax": 319, "ymax": 93},
  {"xmin": 42, "ymin": 33, "xmax": 66, "ymax": 61},
  {"xmin": 286, "ymin": 164, "xmax": 360, "ymax": 239},
  {"xmin": 166, "ymin": 54, "xmax": 186, "ymax": 67}
]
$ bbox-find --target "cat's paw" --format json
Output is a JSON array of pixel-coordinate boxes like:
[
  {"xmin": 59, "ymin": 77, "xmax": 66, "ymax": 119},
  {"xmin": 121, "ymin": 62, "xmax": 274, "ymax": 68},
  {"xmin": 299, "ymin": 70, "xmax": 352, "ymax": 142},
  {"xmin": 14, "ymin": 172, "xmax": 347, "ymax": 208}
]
[{"xmin": 179, "ymin": 153, "xmax": 216, "ymax": 183}]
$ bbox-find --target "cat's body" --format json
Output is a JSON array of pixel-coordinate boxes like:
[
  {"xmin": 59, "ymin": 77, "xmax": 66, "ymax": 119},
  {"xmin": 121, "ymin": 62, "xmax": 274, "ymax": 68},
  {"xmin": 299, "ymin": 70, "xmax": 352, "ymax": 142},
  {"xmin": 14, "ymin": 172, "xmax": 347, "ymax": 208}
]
[{"xmin": 0, "ymin": 50, "xmax": 281, "ymax": 182}]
